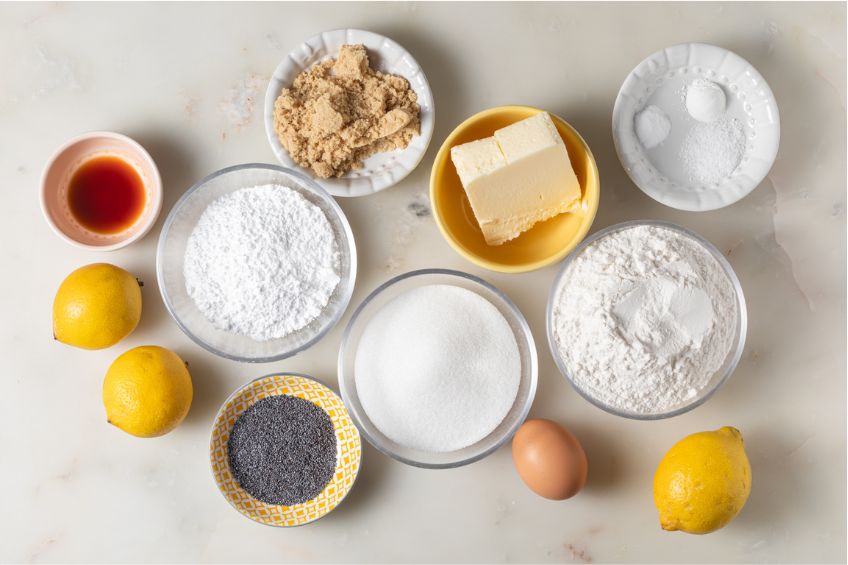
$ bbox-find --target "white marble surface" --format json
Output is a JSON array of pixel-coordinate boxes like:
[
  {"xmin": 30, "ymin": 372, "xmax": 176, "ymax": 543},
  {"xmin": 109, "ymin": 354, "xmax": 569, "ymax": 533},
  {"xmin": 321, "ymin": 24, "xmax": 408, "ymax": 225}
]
[{"xmin": 1, "ymin": 2, "xmax": 845, "ymax": 563}]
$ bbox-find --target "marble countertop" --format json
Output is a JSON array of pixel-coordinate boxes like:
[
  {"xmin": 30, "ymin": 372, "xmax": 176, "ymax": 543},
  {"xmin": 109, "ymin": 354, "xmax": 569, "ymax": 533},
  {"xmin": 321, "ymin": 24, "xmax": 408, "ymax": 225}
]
[{"xmin": 1, "ymin": 2, "xmax": 845, "ymax": 563}]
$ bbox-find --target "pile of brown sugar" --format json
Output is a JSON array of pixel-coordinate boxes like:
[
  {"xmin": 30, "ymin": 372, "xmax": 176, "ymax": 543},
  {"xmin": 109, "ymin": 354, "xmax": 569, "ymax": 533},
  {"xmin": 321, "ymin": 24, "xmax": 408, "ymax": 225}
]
[{"xmin": 273, "ymin": 44, "xmax": 421, "ymax": 178}]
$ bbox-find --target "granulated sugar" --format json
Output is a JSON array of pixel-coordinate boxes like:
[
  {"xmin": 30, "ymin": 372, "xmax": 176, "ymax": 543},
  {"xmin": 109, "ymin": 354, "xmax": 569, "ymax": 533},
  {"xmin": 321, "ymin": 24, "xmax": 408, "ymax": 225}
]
[
  {"xmin": 183, "ymin": 184, "xmax": 340, "ymax": 341},
  {"xmin": 227, "ymin": 395, "xmax": 337, "ymax": 506},
  {"xmin": 552, "ymin": 225, "xmax": 738, "ymax": 415},
  {"xmin": 680, "ymin": 117, "xmax": 745, "ymax": 184},
  {"xmin": 354, "ymin": 284, "xmax": 521, "ymax": 452}
]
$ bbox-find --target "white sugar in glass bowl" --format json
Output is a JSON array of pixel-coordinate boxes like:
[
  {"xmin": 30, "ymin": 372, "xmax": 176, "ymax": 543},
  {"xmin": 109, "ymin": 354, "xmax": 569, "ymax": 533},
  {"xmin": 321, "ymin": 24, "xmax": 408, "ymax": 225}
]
[
  {"xmin": 157, "ymin": 164, "xmax": 356, "ymax": 363},
  {"xmin": 545, "ymin": 220, "xmax": 747, "ymax": 420},
  {"xmin": 264, "ymin": 28, "xmax": 435, "ymax": 197},
  {"xmin": 338, "ymin": 269, "xmax": 538, "ymax": 468},
  {"xmin": 612, "ymin": 43, "xmax": 780, "ymax": 211}
]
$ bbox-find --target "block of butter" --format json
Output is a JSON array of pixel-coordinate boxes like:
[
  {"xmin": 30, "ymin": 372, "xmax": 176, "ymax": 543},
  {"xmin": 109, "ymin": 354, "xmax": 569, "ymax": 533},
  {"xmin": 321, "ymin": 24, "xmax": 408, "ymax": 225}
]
[{"xmin": 450, "ymin": 112, "xmax": 581, "ymax": 246}]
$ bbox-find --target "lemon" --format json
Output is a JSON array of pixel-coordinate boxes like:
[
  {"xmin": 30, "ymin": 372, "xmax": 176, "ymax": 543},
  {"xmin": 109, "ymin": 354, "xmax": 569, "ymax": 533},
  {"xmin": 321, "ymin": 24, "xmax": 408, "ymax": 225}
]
[
  {"xmin": 53, "ymin": 263, "xmax": 142, "ymax": 349},
  {"xmin": 653, "ymin": 426, "xmax": 752, "ymax": 534},
  {"xmin": 103, "ymin": 346, "xmax": 193, "ymax": 438}
]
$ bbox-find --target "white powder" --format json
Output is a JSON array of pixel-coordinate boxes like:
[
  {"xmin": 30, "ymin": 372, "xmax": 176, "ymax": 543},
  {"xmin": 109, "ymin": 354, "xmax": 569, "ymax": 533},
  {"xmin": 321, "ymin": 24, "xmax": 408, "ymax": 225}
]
[
  {"xmin": 183, "ymin": 184, "xmax": 340, "ymax": 341},
  {"xmin": 354, "ymin": 284, "xmax": 521, "ymax": 452},
  {"xmin": 680, "ymin": 117, "xmax": 745, "ymax": 184},
  {"xmin": 685, "ymin": 78, "xmax": 727, "ymax": 123},
  {"xmin": 634, "ymin": 105, "xmax": 671, "ymax": 149},
  {"xmin": 552, "ymin": 225, "xmax": 738, "ymax": 415}
]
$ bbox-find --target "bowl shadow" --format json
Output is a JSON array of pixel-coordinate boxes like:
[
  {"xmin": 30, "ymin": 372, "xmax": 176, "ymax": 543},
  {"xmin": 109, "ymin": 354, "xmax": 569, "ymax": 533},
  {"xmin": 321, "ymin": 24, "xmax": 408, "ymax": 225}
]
[
  {"xmin": 173, "ymin": 347, "xmax": 237, "ymax": 433},
  {"xmin": 320, "ymin": 441, "xmax": 390, "ymax": 523},
  {"xmin": 366, "ymin": 25, "xmax": 469, "ymax": 182},
  {"xmin": 128, "ymin": 130, "xmax": 200, "ymax": 239}
]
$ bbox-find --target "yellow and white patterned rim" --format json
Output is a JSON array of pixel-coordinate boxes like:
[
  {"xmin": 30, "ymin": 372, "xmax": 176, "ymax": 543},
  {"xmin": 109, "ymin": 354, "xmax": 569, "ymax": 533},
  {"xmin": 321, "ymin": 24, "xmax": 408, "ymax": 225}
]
[{"xmin": 210, "ymin": 373, "xmax": 362, "ymax": 527}]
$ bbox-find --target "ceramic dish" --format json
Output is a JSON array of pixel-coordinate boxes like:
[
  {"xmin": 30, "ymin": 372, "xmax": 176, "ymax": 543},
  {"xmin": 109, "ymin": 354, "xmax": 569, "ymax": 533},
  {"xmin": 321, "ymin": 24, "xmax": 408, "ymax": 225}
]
[
  {"xmin": 210, "ymin": 373, "xmax": 362, "ymax": 527},
  {"xmin": 612, "ymin": 43, "xmax": 780, "ymax": 211},
  {"xmin": 156, "ymin": 163, "xmax": 356, "ymax": 363},
  {"xmin": 338, "ymin": 268, "xmax": 538, "ymax": 468},
  {"xmin": 546, "ymin": 220, "xmax": 747, "ymax": 420},
  {"xmin": 40, "ymin": 131, "xmax": 162, "ymax": 251},
  {"xmin": 264, "ymin": 28, "xmax": 435, "ymax": 197},
  {"xmin": 430, "ymin": 106, "xmax": 600, "ymax": 274}
]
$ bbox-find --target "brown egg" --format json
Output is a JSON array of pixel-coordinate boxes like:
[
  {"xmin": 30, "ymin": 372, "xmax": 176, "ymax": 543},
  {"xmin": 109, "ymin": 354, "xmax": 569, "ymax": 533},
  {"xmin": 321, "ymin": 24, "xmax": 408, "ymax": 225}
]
[{"xmin": 512, "ymin": 419, "xmax": 588, "ymax": 500}]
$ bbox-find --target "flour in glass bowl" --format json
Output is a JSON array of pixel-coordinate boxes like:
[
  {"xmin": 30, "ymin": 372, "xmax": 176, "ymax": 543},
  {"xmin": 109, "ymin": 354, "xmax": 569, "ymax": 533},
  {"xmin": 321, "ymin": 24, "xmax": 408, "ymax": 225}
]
[
  {"xmin": 552, "ymin": 225, "xmax": 738, "ymax": 415},
  {"xmin": 183, "ymin": 184, "xmax": 340, "ymax": 341}
]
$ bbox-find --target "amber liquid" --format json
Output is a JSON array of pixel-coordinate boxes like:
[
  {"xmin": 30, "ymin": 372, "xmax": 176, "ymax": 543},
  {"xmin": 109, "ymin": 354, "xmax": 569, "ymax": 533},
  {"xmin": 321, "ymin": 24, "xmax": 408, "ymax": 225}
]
[{"xmin": 67, "ymin": 156, "xmax": 146, "ymax": 234}]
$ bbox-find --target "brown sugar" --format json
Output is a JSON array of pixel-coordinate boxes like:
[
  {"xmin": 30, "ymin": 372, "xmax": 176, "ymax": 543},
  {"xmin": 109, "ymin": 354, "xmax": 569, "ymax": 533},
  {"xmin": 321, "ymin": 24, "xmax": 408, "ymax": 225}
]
[{"xmin": 273, "ymin": 44, "xmax": 421, "ymax": 179}]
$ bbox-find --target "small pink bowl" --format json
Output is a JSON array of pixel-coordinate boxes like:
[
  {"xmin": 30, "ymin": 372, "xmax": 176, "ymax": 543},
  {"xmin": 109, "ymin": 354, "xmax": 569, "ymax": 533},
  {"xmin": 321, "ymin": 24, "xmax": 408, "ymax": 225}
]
[{"xmin": 40, "ymin": 131, "xmax": 163, "ymax": 251}]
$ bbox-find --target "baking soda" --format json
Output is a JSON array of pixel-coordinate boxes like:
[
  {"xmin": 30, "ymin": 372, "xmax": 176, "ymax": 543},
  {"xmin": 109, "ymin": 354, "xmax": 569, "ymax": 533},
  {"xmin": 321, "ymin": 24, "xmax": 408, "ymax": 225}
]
[{"xmin": 634, "ymin": 105, "xmax": 672, "ymax": 149}]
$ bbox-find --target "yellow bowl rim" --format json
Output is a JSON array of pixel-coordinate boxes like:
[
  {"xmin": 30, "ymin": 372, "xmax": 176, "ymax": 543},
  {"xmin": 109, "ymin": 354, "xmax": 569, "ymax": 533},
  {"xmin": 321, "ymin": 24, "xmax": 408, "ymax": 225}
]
[{"xmin": 429, "ymin": 105, "xmax": 600, "ymax": 274}]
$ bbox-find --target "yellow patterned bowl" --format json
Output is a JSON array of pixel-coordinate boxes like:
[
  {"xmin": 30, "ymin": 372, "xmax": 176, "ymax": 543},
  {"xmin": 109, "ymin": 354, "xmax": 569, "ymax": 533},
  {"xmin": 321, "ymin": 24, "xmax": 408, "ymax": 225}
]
[{"xmin": 210, "ymin": 373, "xmax": 362, "ymax": 527}]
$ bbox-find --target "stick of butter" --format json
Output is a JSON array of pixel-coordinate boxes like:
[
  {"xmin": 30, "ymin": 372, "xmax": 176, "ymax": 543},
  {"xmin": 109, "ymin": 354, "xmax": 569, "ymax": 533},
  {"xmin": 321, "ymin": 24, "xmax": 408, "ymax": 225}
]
[{"xmin": 450, "ymin": 112, "xmax": 581, "ymax": 246}]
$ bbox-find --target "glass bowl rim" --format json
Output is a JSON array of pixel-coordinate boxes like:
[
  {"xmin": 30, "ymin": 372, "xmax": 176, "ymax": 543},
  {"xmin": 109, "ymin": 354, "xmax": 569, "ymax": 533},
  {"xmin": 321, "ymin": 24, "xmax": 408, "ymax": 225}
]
[
  {"xmin": 338, "ymin": 267, "xmax": 538, "ymax": 469},
  {"xmin": 545, "ymin": 219, "xmax": 748, "ymax": 420}
]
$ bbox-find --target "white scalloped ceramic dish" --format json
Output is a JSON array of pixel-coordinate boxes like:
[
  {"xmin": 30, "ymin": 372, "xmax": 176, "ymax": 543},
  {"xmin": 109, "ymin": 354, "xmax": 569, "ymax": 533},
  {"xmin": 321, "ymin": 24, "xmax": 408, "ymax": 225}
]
[
  {"xmin": 264, "ymin": 29, "xmax": 435, "ymax": 198},
  {"xmin": 612, "ymin": 43, "xmax": 780, "ymax": 211}
]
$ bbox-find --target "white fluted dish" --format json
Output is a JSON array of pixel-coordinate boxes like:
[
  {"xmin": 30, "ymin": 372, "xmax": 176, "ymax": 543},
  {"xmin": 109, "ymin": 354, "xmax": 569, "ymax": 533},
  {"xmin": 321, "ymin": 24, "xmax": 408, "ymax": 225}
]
[
  {"xmin": 612, "ymin": 43, "xmax": 780, "ymax": 211},
  {"xmin": 264, "ymin": 28, "xmax": 435, "ymax": 197}
]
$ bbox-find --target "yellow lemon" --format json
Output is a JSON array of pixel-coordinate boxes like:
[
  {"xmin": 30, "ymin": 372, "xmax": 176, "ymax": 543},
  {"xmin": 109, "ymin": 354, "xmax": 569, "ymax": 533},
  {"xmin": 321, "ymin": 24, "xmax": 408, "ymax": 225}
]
[
  {"xmin": 103, "ymin": 346, "xmax": 193, "ymax": 438},
  {"xmin": 653, "ymin": 426, "xmax": 752, "ymax": 534},
  {"xmin": 53, "ymin": 263, "xmax": 142, "ymax": 349}
]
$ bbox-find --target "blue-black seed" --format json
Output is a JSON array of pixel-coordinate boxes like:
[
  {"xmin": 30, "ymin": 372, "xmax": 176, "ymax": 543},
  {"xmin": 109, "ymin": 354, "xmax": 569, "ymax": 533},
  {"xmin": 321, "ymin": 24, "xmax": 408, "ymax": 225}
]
[
  {"xmin": 408, "ymin": 201, "xmax": 430, "ymax": 217},
  {"xmin": 227, "ymin": 395, "xmax": 337, "ymax": 506}
]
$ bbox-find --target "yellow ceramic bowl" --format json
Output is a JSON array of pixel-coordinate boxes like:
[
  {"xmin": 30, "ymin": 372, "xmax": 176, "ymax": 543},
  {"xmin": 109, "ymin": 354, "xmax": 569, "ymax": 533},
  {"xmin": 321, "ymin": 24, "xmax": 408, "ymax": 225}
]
[
  {"xmin": 430, "ymin": 106, "xmax": 600, "ymax": 273},
  {"xmin": 210, "ymin": 373, "xmax": 361, "ymax": 527}
]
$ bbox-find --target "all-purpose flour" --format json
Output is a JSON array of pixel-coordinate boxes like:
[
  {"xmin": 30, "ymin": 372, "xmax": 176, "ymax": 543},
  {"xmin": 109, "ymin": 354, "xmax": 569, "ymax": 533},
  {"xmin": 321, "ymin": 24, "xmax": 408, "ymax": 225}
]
[
  {"xmin": 552, "ymin": 225, "xmax": 738, "ymax": 414},
  {"xmin": 183, "ymin": 184, "xmax": 340, "ymax": 341}
]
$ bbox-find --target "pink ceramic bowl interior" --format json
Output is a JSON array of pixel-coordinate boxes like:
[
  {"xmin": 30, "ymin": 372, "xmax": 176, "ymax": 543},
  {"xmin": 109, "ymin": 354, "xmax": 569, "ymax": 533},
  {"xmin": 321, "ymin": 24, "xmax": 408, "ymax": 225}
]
[{"xmin": 40, "ymin": 131, "xmax": 163, "ymax": 251}]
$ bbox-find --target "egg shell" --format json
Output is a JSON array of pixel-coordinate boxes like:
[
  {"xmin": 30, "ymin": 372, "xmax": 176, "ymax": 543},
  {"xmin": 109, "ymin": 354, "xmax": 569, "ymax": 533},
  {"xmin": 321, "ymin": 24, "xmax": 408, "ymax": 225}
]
[{"xmin": 512, "ymin": 419, "xmax": 588, "ymax": 500}]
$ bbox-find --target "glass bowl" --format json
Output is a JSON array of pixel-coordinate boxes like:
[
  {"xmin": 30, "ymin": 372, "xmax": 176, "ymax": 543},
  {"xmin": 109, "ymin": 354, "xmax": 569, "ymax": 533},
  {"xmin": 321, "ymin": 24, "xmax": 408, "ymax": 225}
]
[
  {"xmin": 157, "ymin": 163, "xmax": 356, "ymax": 362},
  {"xmin": 338, "ymin": 269, "xmax": 538, "ymax": 468},
  {"xmin": 546, "ymin": 220, "xmax": 747, "ymax": 420}
]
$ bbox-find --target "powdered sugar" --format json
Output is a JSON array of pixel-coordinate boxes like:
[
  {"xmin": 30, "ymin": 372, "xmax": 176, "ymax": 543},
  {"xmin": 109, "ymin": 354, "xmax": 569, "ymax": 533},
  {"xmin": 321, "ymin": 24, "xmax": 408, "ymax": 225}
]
[
  {"xmin": 552, "ymin": 225, "xmax": 738, "ymax": 415},
  {"xmin": 354, "ymin": 284, "xmax": 520, "ymax": 452},
  {"xmin": 680, "ymin": 117, "xmax": 746, "ymax": 184},
  {"xmin": 183, "ymin": 184, "xmax": 340, "ymax": 341}
]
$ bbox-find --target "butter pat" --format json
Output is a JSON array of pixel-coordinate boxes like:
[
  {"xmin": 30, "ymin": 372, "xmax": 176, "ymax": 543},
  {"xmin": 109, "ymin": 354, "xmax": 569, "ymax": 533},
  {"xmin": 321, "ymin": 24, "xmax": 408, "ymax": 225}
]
[
  {"xmin": 450, "ymin": 112, "xmax": 582, "ymax": 245},
  {"xmin": 451, "ymin": 137, "xmax": 506, "ymax": 187}
]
